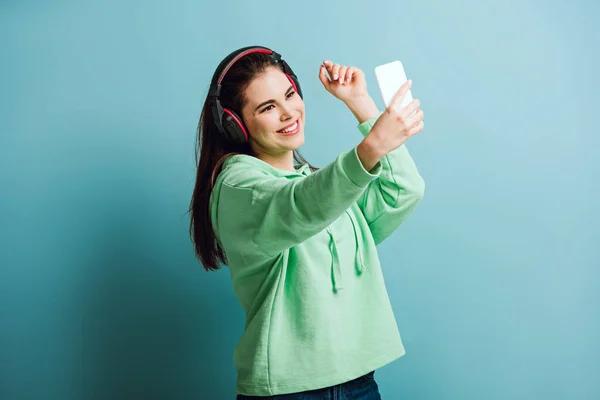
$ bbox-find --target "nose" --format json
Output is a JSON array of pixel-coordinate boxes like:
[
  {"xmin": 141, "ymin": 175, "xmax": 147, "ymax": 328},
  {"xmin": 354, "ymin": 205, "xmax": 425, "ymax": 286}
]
[{"xmin": 280, "ymin": 102, "xmax": 296, "ymax": 120}]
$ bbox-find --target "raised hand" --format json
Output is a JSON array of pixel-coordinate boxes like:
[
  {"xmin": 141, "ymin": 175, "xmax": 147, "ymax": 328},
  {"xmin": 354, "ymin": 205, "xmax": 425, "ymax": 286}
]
[{"xmin": 318, "ymin": 60, "xmax": 368, "ymax": 104}]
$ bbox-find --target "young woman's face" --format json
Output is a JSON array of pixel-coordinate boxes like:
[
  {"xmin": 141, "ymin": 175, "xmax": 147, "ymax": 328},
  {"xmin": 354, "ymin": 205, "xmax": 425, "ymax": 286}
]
[{"xmin": 241, "ymin": 67, "xmax": 305, "ymax": 161}]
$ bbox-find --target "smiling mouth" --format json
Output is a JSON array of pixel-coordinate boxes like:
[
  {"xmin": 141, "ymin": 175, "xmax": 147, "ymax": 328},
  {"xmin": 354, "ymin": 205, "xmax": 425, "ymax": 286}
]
[{"xmin": 276, "ymin": 119, "xmax": 300, "ymax": 135}]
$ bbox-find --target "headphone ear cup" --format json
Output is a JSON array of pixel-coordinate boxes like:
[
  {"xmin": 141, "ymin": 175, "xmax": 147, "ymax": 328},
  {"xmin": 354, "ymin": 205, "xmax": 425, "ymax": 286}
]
[{"xmin": 222, "ymin": 109, "xmax": 249, "ymax": 144}]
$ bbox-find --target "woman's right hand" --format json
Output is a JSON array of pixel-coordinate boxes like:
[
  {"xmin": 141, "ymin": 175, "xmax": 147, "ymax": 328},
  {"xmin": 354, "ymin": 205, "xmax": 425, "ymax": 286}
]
[{"xmin": 358, "ymin": 80, "xmax": 424, "ymax": 169}]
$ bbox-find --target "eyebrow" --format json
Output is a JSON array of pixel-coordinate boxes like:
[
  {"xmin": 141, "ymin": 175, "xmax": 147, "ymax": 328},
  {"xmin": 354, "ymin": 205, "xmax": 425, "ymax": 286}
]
[{"xmin": 254, "ymin": 85, "xmax": 294, "ymax": 113}]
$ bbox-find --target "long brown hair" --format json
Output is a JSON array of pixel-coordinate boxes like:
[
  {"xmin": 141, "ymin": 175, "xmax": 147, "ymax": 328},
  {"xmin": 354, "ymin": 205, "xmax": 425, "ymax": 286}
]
[{"xmin": 189, "ymin": 51, "xmax": 317, "ymax": 271}]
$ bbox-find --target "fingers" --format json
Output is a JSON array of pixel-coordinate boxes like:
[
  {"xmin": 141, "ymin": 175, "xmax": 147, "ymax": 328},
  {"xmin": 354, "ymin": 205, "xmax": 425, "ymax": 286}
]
[
  {"xmin": 318, "ymin": 65, "xmax": 332, "ymax": 90},
  {"xmin": 407, "ymin": 108, "xmax": 424, "ymax": 125},
  {"xmin": 401, "ymin": 98, "xmax": 421, "ymax": 119},
  {"xmin": 331, "ymin": 62, "xmax": 341, "ymax": 81},
  {"xmin": 337, "ymin": 66, "xmax": 348, "ymax": 83},
  {"xmin": 389, "ymin": 79, "xmax": 412, "ymax": 110},
  {"xmin": 344, "ymin": 67, "xmax": 359, "ymax": 84},
  {"xmin": 391, "ymin": 95, "xmax": 424, "ymax": 136},
  {"xmin": 407, "ymin": 120, "xmax": 424, "ymax": 136},
  {"xmin": 323, "ymin": 60, "xmax": 355, "ymax": 85}
]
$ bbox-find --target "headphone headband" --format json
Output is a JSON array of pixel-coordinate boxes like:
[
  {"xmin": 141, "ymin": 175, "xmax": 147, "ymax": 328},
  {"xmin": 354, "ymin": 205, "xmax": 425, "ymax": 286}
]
[{"xmin": 209, "ymin": 46, "xmax": 284, "ymax": 97}]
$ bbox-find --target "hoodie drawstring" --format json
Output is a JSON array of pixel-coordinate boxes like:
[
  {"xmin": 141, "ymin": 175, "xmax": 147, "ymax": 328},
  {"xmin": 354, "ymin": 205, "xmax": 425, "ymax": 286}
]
[
  {"xmin": 328, "ymin": 228, "xmax": 343, "ymax": 291},
  {"xmin": 328, "ymin": 211, "xmax": 366, "ymax": 292},
  {"xmin": 345, "ymin": 210, "xmax": 366, "ymax": 275}
]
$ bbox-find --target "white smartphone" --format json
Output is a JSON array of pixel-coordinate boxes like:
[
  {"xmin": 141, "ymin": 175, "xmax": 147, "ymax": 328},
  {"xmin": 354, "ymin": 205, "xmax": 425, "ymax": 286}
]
[{"xmin": 374, "ymin": 60, "xmax": 413, "ymax": 113}]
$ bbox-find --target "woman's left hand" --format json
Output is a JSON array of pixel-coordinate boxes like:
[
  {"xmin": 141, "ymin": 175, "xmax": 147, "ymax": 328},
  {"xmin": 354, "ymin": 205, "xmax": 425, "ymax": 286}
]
[{"xmin": 319, "ymin": 60, "xmax": 368, "ymax": 104}]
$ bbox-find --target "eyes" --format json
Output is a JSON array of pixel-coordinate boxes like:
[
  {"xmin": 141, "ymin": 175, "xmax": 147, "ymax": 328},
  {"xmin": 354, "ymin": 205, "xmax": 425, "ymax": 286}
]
[{"xmin": 260, "ymin": 91, "xmax": 297, "ymax": 113}]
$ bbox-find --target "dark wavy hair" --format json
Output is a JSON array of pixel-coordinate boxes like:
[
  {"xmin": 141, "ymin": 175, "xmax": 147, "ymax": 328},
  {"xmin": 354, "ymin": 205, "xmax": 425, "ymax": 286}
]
[{"xmin": 189, "ymin": 52, "xmax": 317, "ymax": 271}]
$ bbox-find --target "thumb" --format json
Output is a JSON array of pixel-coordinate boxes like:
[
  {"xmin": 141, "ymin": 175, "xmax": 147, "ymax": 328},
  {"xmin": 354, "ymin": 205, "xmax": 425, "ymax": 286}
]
[{"xmin": 318, "ymin": 64, "xmax": 331, "ymax": 91}]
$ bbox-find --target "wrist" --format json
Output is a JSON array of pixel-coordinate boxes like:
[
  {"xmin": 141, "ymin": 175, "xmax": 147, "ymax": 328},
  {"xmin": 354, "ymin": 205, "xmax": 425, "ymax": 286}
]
[
  {"xmin": 357, "ymin": 135, "xmax": 385, "ymax": 171},
  {"xmin": 345, "ymin": 95, "xmax": 380, "ymax": 124}
]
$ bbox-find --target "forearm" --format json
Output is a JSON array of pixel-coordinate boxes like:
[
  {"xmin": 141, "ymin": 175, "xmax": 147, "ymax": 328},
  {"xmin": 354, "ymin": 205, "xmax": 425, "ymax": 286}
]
[{"xmin": 345, "ymin": 95, "xmax": 380, "ymax": 124}]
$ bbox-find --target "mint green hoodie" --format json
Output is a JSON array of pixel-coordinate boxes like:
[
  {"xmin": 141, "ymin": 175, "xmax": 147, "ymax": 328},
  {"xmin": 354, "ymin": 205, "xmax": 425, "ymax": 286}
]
[{"xmin": 210, "ymin": 114, "xmax": 425, "ymax": 396}]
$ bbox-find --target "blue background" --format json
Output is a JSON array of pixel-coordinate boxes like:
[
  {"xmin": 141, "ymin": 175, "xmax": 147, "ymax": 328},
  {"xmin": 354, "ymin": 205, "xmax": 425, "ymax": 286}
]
[{"xmin": 1, "ymin": 0, "xmax": 598, "ymax": 399}]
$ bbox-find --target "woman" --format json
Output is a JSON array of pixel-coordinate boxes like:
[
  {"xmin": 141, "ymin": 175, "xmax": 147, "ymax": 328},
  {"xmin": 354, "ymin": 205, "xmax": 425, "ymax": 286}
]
[{"xmin": 189, "ymin": 45, "xmax": 425, "ymax": 399}]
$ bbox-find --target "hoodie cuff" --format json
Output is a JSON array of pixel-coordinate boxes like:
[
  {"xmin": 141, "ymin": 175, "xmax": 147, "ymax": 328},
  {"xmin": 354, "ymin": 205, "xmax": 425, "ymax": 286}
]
[
  {"xmin": 357, "ymin": 112, "xmax": 383, "ymax": 137},
  {"xmin": 339, "ymin": 146, "xmax": 382, "ymax": 188}
]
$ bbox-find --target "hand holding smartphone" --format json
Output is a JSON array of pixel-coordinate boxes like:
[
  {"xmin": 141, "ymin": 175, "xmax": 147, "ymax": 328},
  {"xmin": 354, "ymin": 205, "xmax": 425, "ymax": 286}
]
[
  {"xmin": 360, "ymin": 60, "xmax": 423, "ymax": 156},
  {"xmin": 356, "ymin": 60, "xmax": 424, "ymax": 170}
]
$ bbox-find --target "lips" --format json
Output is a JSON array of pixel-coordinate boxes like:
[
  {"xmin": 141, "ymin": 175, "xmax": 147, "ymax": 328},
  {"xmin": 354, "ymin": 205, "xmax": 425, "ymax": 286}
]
[
  {"xmin": 277, "ymin": 119, "xmax": 298, "ymax": 132},
  {"xmin": 277, "ymin": 119, "xmax": 300, "ymax": 135}
]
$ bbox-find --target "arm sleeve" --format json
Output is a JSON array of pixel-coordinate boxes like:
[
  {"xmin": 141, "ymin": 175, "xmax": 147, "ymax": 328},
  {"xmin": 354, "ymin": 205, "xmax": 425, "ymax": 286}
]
[
  {"xmin": 218, "ymin": 146, "xmax": 383, "ymax": 257},
  {"xmin": 355, "ymin": 113, "xmax": 426, "ymax": 245}
]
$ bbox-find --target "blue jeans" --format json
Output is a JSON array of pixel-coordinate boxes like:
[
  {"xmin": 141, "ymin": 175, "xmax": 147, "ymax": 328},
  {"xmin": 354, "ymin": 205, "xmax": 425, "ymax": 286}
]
[{"xmin": 236, "ymin": 371, "xmax": 381, "ymax": 399}]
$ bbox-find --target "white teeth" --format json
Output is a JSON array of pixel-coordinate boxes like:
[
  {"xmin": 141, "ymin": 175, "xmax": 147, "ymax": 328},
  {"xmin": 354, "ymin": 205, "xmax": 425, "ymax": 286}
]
[{"xmin": 279, "ymin": 121, "xmax": 298, "ymax": 133}]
